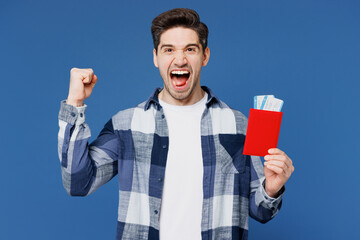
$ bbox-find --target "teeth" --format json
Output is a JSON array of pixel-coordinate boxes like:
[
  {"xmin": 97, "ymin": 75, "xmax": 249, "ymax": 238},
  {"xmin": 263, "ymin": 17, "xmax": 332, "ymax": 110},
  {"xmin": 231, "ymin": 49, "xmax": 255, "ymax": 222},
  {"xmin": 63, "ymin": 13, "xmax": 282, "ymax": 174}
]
[{"xmin": 171, "ymin": 70, "xmax": 189, "ymax": 75}]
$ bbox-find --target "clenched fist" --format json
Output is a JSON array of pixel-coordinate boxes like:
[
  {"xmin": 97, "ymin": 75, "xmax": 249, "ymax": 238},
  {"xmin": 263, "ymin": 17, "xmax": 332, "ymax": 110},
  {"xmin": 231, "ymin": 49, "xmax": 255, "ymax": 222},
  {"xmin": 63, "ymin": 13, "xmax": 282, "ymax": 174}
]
[{"xmin": 66, "ymin": 68, "xmax": 98, "ymax": 107}]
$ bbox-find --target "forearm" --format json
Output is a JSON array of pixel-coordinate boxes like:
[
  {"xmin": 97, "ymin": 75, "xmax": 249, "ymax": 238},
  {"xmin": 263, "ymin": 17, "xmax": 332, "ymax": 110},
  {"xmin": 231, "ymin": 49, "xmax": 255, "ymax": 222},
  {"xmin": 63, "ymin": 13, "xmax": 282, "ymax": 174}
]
[
  {"xmin": 249, "ymin": 177, "xmax": 284, "ymax": 223},
  {"xmin": 58, "ymin": 101, "xmax": 93, "ymax": 195},
  {"xmin": 248, "ymin": 155, "xmax": 284, "ymax": 223},
  {"xmin": 58, "ymin": 101, "xmax": 118, "ymax": 196}
]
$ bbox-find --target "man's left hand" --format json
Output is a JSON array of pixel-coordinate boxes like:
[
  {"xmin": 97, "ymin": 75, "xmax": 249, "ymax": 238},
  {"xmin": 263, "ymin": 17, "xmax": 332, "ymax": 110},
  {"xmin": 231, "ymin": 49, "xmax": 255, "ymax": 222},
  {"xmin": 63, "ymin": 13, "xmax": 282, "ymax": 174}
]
[{"xmin": 263, "ymin": 148, "xmax": 294, "ymax": 198}]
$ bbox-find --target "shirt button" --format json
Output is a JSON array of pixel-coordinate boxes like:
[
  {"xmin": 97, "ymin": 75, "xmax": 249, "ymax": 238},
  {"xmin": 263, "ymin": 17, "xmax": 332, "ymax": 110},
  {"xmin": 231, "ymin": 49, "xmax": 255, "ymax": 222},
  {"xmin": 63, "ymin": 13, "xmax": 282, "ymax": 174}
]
[
  {"xmin": 71, "ymin": 112, "xmax": 76, "ymax": 117},
  {"xmin": 162, "ymin": 145, "xmax": 167, "ymax": 149},
  {"xmin": 158, "ymin": 178, "xmax": 162, "ymax": 182},
  {"xmin": 161, "ymin": 114, "xmax": 165, "ymax": 119},
  {"xmin": 154, "ymin": 210, "xmax": 158, "ymax": 214},
  {"xmin": 80, "ymin": 113, "xmax": 83, "ymax": 117}
]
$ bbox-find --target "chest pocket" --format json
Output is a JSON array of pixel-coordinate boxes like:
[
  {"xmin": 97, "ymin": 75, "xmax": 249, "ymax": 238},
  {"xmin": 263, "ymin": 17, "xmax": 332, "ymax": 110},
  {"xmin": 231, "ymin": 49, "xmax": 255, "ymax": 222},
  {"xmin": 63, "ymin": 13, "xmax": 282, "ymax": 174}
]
[{"xmin": 218, "ymin": 134, "xmax": 246, "ymax": 174}]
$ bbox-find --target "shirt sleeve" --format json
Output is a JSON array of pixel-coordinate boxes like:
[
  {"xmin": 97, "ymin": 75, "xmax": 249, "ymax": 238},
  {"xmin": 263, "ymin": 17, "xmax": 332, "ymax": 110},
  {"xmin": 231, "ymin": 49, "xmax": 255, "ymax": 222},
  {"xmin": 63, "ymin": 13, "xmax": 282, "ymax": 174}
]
[
  {"xmin": 249, "ymin": 155, "xmax": 284, "ymax": 223},
  {"xmin": 58, "ymin": 100, "xmax": 119, "ymax": 196}
]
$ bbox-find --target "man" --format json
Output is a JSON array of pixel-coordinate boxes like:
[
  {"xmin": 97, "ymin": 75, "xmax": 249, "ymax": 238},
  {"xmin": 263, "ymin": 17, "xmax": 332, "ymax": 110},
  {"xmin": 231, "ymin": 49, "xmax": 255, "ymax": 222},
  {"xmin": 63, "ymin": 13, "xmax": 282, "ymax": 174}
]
[{"xmin": 58, "ymin": 8, "xmax": 294, "ymax": 240}]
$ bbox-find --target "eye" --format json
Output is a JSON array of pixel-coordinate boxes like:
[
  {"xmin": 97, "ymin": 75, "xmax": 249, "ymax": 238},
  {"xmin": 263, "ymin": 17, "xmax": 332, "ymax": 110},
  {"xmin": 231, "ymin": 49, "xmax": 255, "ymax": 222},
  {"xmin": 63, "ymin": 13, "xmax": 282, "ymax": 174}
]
[
  {"xmin": 165, "ymin": 48, "xmax": 173, "ymax": 53},
  {"xmin": 186, "ymin": 47, "xmax": 198, "ymax": 54}
]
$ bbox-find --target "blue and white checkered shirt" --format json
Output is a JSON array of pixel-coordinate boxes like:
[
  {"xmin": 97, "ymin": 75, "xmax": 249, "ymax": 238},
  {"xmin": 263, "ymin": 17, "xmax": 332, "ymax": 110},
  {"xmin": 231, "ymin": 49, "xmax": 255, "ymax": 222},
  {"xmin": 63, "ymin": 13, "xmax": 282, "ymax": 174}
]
[{"xmin": 58, "ymin": 86, "xmax": 284, "ymax": 240}]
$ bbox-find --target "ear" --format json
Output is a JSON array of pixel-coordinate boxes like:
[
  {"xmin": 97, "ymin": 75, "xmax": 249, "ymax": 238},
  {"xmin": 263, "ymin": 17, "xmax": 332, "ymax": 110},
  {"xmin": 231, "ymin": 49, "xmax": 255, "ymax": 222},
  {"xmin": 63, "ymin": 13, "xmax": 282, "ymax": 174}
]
[
  {"xmin": 153, "ymin": 49, "xmax": 159, "ymax": 68},
  {"xmin": 202, "ymin": 47, "xmax": 210, "ymax": 66}
]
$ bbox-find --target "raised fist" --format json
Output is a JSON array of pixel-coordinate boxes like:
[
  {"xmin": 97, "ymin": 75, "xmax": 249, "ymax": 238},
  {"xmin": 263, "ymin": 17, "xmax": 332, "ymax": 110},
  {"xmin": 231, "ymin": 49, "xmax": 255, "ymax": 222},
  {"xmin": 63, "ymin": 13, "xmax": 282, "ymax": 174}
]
[{"xmin": 66, "ymin": 68, "xmax": 98, "ymax": 107}]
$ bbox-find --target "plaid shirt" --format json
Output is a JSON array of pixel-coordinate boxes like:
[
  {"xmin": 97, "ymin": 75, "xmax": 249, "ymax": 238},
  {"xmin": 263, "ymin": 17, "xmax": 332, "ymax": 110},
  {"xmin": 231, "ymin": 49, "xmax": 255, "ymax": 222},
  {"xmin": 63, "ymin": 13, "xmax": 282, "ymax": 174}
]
[{"xmin": 58, "ymin": 86, "xmax": 283, "ymax": 240}]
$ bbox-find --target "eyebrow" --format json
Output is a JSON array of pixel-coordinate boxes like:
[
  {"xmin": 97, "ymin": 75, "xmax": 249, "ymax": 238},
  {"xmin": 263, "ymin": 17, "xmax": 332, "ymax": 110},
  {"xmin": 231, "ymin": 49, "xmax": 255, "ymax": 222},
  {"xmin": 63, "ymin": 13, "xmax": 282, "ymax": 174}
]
[{"xmin": 160, "ymin": 43, "xmax": 201, "ymax": 50}]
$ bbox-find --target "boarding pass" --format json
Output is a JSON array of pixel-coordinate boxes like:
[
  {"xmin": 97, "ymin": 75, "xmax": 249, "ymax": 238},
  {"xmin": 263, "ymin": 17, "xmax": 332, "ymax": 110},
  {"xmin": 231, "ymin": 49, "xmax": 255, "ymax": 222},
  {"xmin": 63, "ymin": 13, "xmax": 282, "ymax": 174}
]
[{"xmin": 254, "ymin": 95, "xmax": 284, "ymax": 112}]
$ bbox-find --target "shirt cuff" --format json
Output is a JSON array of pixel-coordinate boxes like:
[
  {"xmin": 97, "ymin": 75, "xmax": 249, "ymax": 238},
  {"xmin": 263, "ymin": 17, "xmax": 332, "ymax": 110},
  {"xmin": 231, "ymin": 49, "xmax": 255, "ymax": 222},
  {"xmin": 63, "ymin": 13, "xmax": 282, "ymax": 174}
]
[
  {"xmin": 58, "ymin": 100, "xmax": 87, "ymax": 126},
  {"xmin": 255, "ymin": 178, "xmax": 285, "ymax": 210}
]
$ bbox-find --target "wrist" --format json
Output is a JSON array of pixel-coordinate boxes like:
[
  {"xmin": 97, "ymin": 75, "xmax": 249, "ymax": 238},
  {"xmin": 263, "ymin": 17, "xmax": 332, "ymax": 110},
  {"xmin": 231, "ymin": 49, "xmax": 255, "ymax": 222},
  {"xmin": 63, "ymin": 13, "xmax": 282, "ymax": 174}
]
[
  {"xmin": 265, "ymin": 189, "xmax": 279, "ymax": 198},
  {"xmin": 66, "ymin": 98, "xmax": 84, "ymax": 107},
  {"xmin": 264, "ymin": 182, "xmax": 280, "ymax": 198}
]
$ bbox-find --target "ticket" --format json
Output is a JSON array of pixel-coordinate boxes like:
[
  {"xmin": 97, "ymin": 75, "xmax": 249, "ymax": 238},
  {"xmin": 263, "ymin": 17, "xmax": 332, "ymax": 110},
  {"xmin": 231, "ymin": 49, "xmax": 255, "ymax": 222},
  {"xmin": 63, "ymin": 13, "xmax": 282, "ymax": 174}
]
[{"xmin": 254, "ymin": 95, "xmax": 283, "ymax": 112}]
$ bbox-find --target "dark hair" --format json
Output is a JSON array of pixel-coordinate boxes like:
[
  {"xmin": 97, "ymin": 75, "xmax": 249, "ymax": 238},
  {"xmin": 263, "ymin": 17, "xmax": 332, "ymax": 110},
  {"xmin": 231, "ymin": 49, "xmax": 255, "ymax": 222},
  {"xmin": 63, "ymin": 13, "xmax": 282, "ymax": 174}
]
[{"xmin": 151, "ymin": 8, "xmax": 209, "ymax": 53}]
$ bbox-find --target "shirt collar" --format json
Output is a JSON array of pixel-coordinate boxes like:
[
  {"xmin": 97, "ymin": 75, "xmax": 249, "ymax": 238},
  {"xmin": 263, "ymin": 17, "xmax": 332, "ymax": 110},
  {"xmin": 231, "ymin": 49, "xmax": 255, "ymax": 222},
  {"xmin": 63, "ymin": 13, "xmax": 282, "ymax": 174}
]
[{"xmin": 144, "ymin": 86, "xmax": 223, "ymax": 111}]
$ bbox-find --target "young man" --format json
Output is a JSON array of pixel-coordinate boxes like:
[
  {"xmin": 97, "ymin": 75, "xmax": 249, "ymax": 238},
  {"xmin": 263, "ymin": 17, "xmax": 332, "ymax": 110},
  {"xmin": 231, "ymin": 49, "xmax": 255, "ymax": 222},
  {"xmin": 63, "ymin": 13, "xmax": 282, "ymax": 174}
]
[{"xmin": 58, "ymin": 8, "xmax": 294, "ymax": 240}]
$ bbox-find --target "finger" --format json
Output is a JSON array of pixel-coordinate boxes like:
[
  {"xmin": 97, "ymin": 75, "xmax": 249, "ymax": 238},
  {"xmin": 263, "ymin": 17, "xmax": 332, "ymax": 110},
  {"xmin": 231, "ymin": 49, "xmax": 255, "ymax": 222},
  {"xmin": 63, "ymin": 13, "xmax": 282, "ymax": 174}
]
[
  {"xmin": 90, "ymin": 74, "xmax": 98, "ymax": 87},
  {"xmin": 266, "ymin": 156, "xmax": 293, "ymax": 172},
  {"xmin": 264, "ymin": 154, "xmax": 288, "ymax": 162},
  {"xmin": 82, "ymin": 73, "xmax": 95, "ymax": 84},
  {"xmin": 268, "ymin": 148, "xmax": 285, "ymax": 155},
  {"xmin": 80, "ymin": 72, "xmax": 91, "ymax": 84},
  {"xmin": 265, "ymin": 159, "xmax": 289, "ymax": 171},
  {"xmin": 265, "ymin": 162, "xmax": 292, "ymax": 178},
  {"xmin": 266, "ymin": 160, "xmax": 295, "ymax": 178},
  {"xmin": 264, "ymin": 149, "xmax": 293, "ymax": 164},
  {"xmin": 264, "ymin": 163, "xmax": 284, "ymax": 175},
  {"xmin": 88, "ymin": 69, "xmax": 94, "ymax": 82}
]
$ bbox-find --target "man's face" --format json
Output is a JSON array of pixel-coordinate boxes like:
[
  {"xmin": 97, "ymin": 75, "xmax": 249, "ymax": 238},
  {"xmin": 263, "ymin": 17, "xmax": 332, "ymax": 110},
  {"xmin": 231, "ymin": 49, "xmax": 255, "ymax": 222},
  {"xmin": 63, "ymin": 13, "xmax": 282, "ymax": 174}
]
[{"xmin": 153, "ymin": 27, "xmax": 210, "ymax": 105}]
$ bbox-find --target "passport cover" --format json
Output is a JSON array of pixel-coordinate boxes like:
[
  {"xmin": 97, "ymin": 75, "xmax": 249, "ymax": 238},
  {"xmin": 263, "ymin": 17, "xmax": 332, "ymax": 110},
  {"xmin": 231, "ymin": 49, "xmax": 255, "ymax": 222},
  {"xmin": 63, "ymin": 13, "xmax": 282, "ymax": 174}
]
[{"xmin": 243, "ymin": 108, "xmax": 283, "ymax": 157}]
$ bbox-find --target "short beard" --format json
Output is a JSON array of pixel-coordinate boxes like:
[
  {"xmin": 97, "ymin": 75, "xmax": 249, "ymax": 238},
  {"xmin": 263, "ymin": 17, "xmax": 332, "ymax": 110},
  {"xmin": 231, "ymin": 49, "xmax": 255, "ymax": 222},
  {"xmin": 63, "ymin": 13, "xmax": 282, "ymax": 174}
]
[{"xmin": 163, "ymin": 80, "xmax": 194, "ymax": 101}]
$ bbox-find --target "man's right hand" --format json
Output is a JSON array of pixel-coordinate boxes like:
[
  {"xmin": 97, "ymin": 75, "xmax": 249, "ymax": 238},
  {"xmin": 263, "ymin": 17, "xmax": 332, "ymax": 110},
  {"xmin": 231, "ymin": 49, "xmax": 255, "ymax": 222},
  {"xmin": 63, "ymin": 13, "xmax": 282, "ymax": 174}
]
[{"xmin": 66, "ymin": 68, "xmax": 98, "ymax": 107}]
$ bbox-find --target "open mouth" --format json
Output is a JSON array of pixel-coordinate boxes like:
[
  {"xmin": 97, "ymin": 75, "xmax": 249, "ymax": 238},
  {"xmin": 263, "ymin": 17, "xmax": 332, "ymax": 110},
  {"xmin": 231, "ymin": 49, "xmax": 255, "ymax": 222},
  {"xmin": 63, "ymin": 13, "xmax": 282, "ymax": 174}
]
[{"xmin": 170, "ymin": 70, "xmax": 190, "ymax": 89}]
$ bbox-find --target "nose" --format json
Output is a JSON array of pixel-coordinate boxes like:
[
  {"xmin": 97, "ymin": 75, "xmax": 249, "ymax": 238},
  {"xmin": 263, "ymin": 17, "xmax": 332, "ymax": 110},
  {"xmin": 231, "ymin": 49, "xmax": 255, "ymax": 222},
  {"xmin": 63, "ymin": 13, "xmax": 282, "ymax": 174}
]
[{"xmin": 173, "ymin": 50, "xmax": 187, "ymax": 67}]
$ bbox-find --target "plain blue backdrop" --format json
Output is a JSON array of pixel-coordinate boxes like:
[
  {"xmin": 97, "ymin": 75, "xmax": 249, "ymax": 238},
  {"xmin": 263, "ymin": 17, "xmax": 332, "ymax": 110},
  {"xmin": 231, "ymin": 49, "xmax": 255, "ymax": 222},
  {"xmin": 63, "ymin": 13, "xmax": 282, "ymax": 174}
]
[{"xmin": 1, "ymin": 0, "xmax": 359, "ymax": 239}]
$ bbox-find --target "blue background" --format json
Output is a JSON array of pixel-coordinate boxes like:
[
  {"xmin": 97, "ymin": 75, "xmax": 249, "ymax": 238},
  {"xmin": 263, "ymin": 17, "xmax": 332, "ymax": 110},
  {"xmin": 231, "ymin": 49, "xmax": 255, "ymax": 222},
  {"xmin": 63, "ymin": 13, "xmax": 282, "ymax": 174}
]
[{"xmin": 1, "ymin": 0, "xmax": 359, "ymax": 239}]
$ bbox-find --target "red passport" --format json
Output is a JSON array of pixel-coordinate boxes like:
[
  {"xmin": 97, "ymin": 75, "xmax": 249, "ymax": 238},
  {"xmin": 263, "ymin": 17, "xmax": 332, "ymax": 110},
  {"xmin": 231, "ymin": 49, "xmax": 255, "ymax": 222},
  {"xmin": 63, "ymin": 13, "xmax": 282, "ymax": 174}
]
[{"xmin": 243, "ymin": 108, "xmax": 283, "ymax": 157}]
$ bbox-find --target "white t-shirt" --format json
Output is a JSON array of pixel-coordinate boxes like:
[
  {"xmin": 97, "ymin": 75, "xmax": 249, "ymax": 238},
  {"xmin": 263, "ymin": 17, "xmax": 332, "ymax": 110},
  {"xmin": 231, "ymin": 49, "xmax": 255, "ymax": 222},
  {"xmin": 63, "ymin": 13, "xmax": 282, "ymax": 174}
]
[{"xmin": 158, "ymin": 93, "xmax": 208, "ymax": 240}]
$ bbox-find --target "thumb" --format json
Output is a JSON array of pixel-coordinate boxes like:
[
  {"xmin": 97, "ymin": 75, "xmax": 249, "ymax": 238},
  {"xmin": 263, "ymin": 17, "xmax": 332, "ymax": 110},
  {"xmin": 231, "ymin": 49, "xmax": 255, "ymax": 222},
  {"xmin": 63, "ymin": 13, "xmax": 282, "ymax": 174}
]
[{"xmin": 90, "ymin": 74, "xmax": 98, "ymax": 87}]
